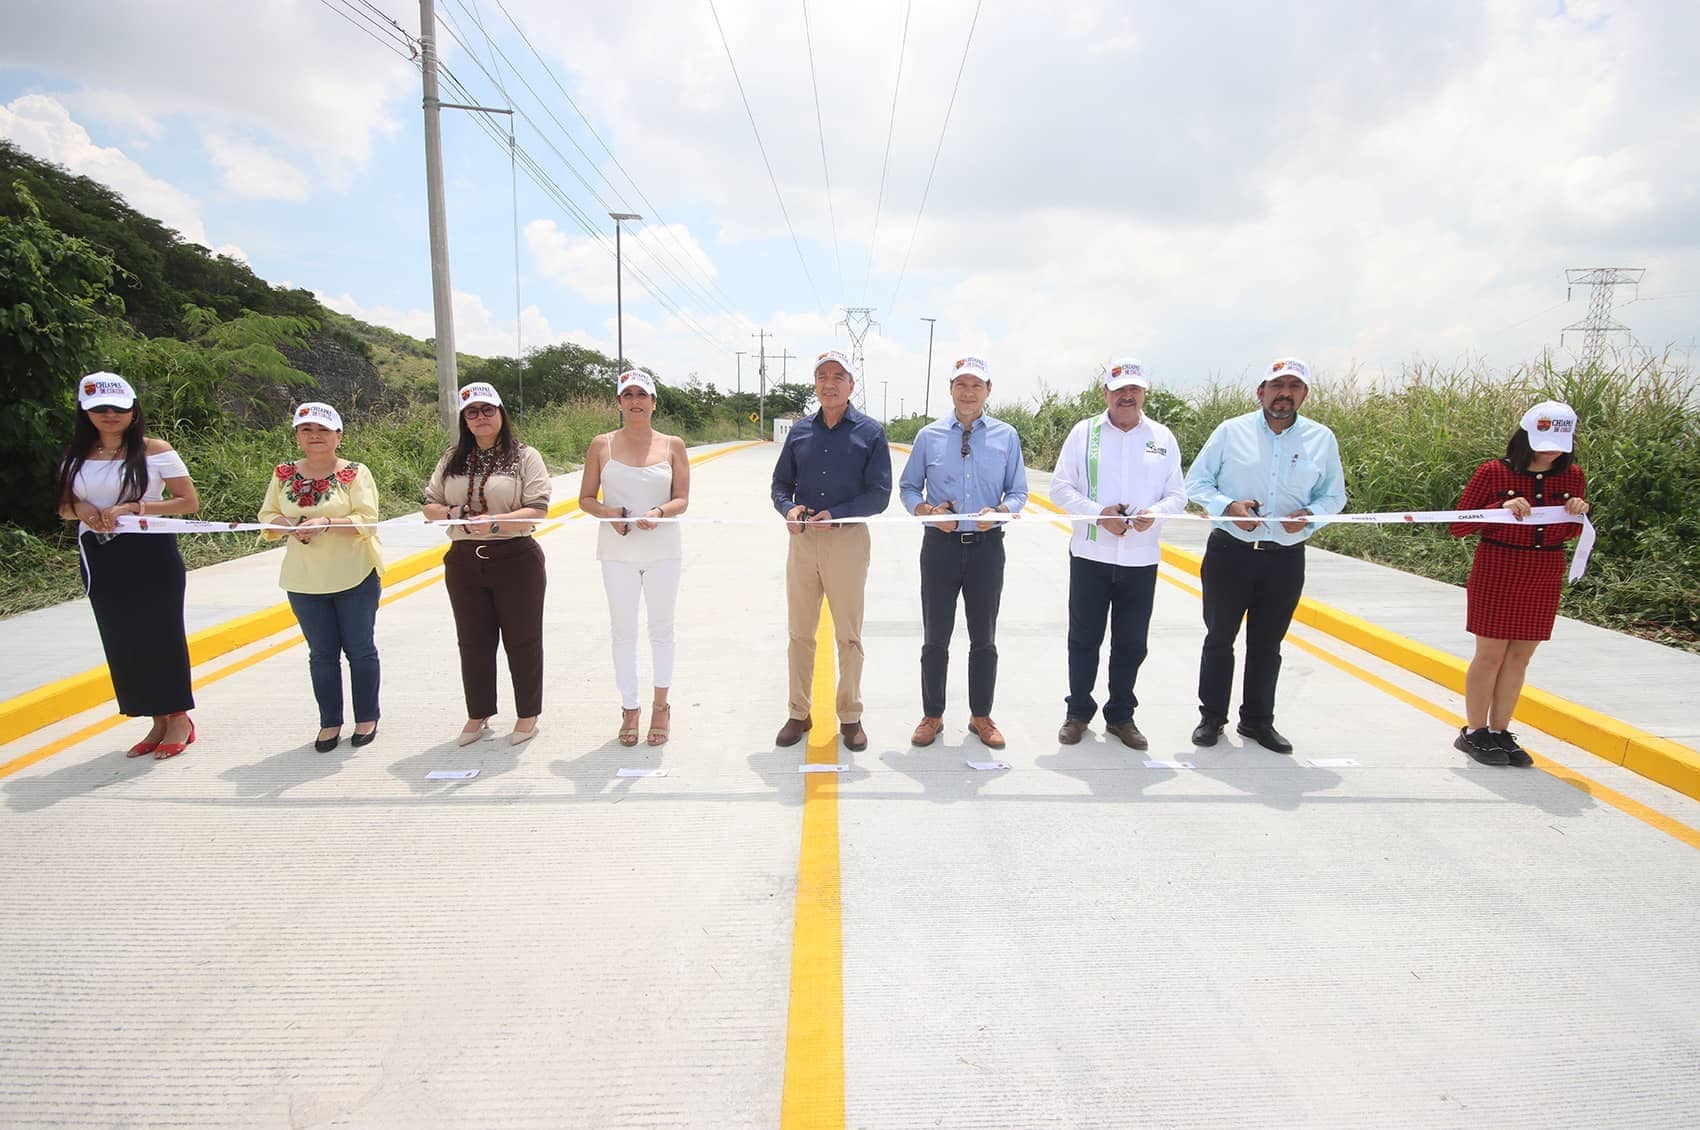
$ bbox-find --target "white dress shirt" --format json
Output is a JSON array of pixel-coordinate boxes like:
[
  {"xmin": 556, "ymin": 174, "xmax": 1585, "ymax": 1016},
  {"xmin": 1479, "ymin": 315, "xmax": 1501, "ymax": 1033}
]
[{"xmin": 1051, "ymin": 411, "xmax": 1187, "ymax": 567}]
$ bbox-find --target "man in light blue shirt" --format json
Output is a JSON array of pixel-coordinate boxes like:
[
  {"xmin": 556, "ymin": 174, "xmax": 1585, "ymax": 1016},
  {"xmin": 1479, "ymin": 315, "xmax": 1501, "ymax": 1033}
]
[
  {"xmin": 1184, "ymin": 357, "xmax": 1347, "ymax": 753},
  {"xmin": 898, "ymin": 355, "xmax": 1028, "ymax": 750}
]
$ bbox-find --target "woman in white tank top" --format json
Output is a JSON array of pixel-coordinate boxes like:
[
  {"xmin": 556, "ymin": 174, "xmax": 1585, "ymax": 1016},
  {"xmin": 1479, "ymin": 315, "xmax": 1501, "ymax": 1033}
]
[{"xmin": 579, "ymin": 371, "xmax": 691, "ymax": 747}]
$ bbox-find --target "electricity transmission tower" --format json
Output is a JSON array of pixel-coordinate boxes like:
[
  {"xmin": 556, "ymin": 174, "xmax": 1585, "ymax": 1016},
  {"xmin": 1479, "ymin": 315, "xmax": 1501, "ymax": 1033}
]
[
  {"xmin": 837, "ymin": 307, "xmax": 878, "ymax": 410},
  {"xmin": 1561, "ymin": 267, "xmax": 1645, "ymax": 365}
]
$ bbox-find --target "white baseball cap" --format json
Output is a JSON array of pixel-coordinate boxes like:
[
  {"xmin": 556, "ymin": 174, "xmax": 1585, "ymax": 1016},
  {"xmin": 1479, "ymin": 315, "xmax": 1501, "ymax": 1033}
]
[
  {"xmin": 292, "ymin": 402, "xmax": 343, "ymax": 431},
  {"xmin": 1264, "ymin": 357, "xmax": 1310, "ymax": 385},
  {"xmin": 616, "ymin": 369, "xmax": 657, "ymax": 397},
  {"xmin": 814, "ymin": 349, "xmax": 857, "ymax": 381},
  {"xmin": 78, "ymin": 371, "xmax": 137, "ymax": 410},
  {"xmin": 1520, "ymin": 400, "xmax": 1578, "ymax": 453},
  {"xmin": 1104, "ymin": 358, "xmax": 1149, "ymax": 391},
  {"xmin": 458, "ymin": 382, "xmax": 503, "ymax": 410},
  {"xmin": 951, "ymin": 355, "xmax": 990, "ymax": 382}
]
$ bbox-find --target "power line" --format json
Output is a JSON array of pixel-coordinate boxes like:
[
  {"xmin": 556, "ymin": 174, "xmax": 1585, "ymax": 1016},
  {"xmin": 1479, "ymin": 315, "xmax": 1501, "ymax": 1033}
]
[
  {"xmin": 887, "ymin": 0, "xmax": 983, "ymax": 317},
  {"xmin": 488, "ymin": 0, "xmax": 744, "ymax": 318},
  {"xmin": 438, "ymin": 3, "xmax": 743, "ymax": 324},
  {"xmin": 431, "ymin": 14, "xmax": 742, "ymax": 334},
  {"xmin": 436, "ymin": 63, "xmax": 734, "ymax": 354},
  {"xmin": 801, "ymin": 0, "xmax": 844, "ymax": 300},
  {"xmin": 313, "ymin": 0, "xmax": 416, "ymax": 60},
  {"xmin": 705, "ymin": 0, "xmax": 825, "ymax": 311},
  {"xmin": 862, "ymin": 0, "xmax": 911, "ymax": 304}
]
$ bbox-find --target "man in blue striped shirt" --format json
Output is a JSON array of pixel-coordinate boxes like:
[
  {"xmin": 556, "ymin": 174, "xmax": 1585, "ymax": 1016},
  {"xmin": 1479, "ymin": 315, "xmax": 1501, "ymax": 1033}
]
[
  {"xmin": 898, "ymin": 355, "xmax": 1029, "ymax": 750},
  {"xmin": 770, "ymin": 350, "xmax": 893, "ymax": 751},
  {"xmin": 1184, "ymin": 357, "xmax": 1347, "ymax": 753}
]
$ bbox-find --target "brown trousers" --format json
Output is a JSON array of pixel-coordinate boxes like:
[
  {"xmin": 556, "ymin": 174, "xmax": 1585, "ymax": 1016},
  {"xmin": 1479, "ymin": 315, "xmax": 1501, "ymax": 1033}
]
[
  {"xmin": 786, "ymin": 524, "xmax": 871, "ymax": 722},
  {"xmin": 444, "ymin": 538, "xmax": 546, "ymax": 718}
]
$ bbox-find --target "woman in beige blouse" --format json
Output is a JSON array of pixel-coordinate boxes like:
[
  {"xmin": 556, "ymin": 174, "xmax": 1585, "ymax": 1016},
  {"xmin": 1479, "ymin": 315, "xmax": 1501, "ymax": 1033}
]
[
  {"xmin": 258, "ymin": 402, "xmax": 385, "ymax": 754},
  {"xmin": 422, "ymin": 382, "xmax": 552, "ymax": 746}
]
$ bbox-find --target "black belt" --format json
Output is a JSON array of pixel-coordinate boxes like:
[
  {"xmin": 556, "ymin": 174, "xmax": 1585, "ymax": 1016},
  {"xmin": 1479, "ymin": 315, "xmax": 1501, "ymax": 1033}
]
[
  {"xmin": 926, "ymin": 526, "xmax": 1004, "ymax": 545},
  {"xmin": 1482, "ymin": 537, "xmax": 1565, "ymax": 552},
  {"xmin": 1209, "ymin": 528, "xmax": 1304, "ymax": 552},
  {"xmin": 449, "ymin": 535, "xmax": 537, "ymax": 561}
]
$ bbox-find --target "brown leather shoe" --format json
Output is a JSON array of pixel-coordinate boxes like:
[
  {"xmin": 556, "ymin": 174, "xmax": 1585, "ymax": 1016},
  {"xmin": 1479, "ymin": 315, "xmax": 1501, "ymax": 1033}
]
[
  {"xmin": 967, "ymin": 715, "xmax": 1006, "ymax": 750},
  {"xmin": 775, "ymin": 716, "xmax": 812, "ymax": 747},
  {"xmin": 840, "ymin": 721, "xmax": 868, "ymax": 752},
  {"xmin": 1057, "ymin": 718, "xmax": 1089, "ymax": 745},
  {"xmin": 911, "ymin": 716, "xmax": 945, "ymax": 747},
  {"xmin": 1105, "ymin": 720, "xmax": 1149, "ymax": 751}
]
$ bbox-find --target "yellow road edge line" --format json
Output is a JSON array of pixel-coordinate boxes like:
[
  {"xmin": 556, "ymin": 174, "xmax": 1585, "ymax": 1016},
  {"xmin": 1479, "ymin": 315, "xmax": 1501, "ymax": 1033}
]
[
  {"xmin": 0, "ymin": 572, "xmax": 445, "ymax": 782},
  {"xmin": 1157, "ymin": 569, "xmax": 1700, "ymax": 852},
  {"xmin": 0, "ymin": 442, "xmax": 763, "ymax": 746},
  {"xmin": 780, "ymin": 604, "xmax": 846, "ymax": 1128}
]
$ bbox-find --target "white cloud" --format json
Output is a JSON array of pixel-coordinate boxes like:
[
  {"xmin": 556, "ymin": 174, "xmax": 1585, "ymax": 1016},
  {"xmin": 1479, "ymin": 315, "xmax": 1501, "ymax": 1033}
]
[
  {"xmin": 1, "ymin": 0, "xmax": 413, "ymax": 184},
  {"xmin": 0, "ymin": 94, "xmax": 210, "ymax": 245},
  {"xmin": 204, "ymin": 133, "xmax": 311, "ymax": 202}
]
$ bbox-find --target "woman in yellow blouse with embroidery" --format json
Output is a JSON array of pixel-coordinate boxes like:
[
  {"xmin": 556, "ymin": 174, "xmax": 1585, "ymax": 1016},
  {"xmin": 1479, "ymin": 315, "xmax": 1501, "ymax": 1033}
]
[{"xmin": 259, "ymin": 402, "xmax": 385, "ymax": 753}]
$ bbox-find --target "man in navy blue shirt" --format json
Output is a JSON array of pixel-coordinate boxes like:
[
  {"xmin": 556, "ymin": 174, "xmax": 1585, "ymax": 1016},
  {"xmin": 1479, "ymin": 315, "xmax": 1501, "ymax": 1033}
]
[
  {"xmin": 897, "ymin": 355, "xmax": 1028, "ymax": 750},
  {"xmin": 770, "ymin": 350, "xmax": 893, "ymax": 751}
]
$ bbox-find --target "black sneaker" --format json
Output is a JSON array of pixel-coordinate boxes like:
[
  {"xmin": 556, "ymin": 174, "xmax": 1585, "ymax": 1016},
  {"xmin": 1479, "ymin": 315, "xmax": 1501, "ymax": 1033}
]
[
  {"xmin": 1493, "ymin": 730, "xmax": 1533, "ymax": 767},
  {"xmin": 1455, "ymin": 726, "xmax": 1508, "ymax": 766}
]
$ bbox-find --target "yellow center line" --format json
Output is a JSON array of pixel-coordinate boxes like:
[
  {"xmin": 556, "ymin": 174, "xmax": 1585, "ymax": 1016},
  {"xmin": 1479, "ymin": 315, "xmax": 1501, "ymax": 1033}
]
[
  {"xmin": 1156, "ymin": 569, "xmax": 1700, "ymax": 851},
  {"xmin": 780, "ymin": 604, "xmax": 846, "ymax": 1128}
]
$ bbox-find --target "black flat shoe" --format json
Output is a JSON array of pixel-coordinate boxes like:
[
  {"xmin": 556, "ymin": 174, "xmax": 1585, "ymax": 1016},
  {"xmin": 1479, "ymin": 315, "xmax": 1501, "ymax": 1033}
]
[
  {"xmin": 350, "ymin": 726, "xmax": 378, "ymax": 748},
  {"xmin": 314, "ymin": 733, "xmax": 342, "ymax": 753},
  {"xmin": 1236, "ymin": 721, "xmax": 1293, "ymax": 754}
]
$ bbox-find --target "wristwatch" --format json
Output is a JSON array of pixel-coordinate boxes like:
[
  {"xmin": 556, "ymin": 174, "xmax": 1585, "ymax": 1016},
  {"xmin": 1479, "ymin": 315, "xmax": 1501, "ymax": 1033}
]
[{"xmin": 489, "ymin": 521, "xmax": 501, "ymax": 533}]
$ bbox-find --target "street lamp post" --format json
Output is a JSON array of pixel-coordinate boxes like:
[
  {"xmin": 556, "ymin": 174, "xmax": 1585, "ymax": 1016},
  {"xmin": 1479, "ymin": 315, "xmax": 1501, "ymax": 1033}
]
[
  {"xmin": 920, "ymin": 316, "xmax": 937, "ymax": 419},
  {"xmin": 609, "ymin": 212, "xmax": 642, "ymax": 368}
]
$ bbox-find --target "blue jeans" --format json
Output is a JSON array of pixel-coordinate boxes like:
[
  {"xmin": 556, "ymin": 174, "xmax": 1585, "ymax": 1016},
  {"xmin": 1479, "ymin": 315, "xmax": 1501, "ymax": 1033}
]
[
  {"xmin": 1065, "ymin": 556, "xmax": 1157, "ymax": 725},
  {"xmin": 288, "ymin": 570, "xmax": 381, "ymax": 729}
]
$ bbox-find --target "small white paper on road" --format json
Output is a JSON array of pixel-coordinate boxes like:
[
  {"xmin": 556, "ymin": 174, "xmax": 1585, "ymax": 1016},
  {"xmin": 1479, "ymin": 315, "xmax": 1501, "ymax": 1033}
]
[
  {"xmin": 1307, "ymin": 758, "xmax": 1360, "ymax": 768},
  {"xmin": 616, "ymin": 767, "xmax": 668, "ymax": 778},
  {"xmin": 966, "ymin": 760, "xmax": 1010, "ymax": 771},
  {"xmin": 425, "ymin": 769, "xmax": 479, "ymax": 780},
  {"xmin": 799, "ymin": 763, "xmax": 848, "ymax": 774},
  {"xmin": 1143, "ymin": 759, "xmax": 1195, "ymax": 769}
]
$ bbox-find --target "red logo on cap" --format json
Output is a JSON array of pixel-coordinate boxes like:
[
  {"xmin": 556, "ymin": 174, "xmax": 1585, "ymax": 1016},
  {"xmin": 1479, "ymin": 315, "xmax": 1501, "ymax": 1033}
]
[
  {"xmin": 460, "ymin": 388, "xmax": 472, "ymax": 401},
  {"xmin": 83, "ymin": 382, "xmax": 97, "ymax": 395},
  {"xmin": 1536, "ymin": 418, "xmax": 1552, "ymax": 432},
  {"xmin": 297, "ymin": 406, "xmax": 311, "ymax": 417}
]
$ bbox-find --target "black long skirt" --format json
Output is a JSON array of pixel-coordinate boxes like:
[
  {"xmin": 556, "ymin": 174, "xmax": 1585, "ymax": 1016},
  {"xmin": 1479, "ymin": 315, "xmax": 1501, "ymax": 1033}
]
[{"xmin": 79, "ymin": 531, "xmax": 195, "ymax": 717}]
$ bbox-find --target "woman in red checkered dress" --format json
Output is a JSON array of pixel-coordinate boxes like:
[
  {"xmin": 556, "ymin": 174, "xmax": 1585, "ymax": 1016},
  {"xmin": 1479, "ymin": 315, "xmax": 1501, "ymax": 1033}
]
[{"xmin": 1447, "ymin": 401, "xmax": 1590, "ymax": 767}]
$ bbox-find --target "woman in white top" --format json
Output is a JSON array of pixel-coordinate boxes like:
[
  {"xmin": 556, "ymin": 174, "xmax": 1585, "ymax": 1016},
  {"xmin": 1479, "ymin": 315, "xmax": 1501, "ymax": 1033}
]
[
  {"xmin": 53, "ymin": 372, "xmax": 201, "ymax": 759},
  {"xmin": 579, "ymin": 370, "xmax": 690, "ymax": 746}
]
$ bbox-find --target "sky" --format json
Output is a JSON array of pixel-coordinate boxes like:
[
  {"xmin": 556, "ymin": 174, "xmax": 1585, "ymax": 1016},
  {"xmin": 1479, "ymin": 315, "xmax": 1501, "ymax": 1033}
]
[{"xmin": 3, "ymin": 0, "xmax": 1698, "ymax": 419}]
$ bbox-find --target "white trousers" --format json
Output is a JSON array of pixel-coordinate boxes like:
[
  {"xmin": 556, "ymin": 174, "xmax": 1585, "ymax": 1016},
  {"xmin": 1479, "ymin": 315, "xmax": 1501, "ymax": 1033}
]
[{"xmin": 600, "ymin": 558, "xmax": 681, "ymax": 709}]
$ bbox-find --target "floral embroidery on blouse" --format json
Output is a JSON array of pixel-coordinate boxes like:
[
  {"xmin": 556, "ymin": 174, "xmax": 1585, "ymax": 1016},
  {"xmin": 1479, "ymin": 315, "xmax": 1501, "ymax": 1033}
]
[{"xmin": 276, "ymin": 462, "xmax": 362, "ymax": 509}]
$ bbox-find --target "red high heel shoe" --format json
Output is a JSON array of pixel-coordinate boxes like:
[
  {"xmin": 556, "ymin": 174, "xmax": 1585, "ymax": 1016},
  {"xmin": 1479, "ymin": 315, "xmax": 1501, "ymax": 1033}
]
[
  {"xmin": 154, "ymin": 714, "xmax": 197, "ymax": 760},
  {"xmin": 127, "ymin": 736, "xmax": 161, "ymax": 758}
]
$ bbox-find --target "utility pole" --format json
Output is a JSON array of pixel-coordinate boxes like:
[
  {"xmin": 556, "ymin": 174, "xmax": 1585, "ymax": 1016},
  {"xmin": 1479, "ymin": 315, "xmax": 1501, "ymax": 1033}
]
[
  {"xmin": 753, "ymin": 329, "xmax": 773, "ymax": 439},
  {"xmin": 419, "ymin": 0, "xmax": 511, "ymax": 432},
  {"xmin": 778, "ymin": 350, "xmax": 796, "ymax": 382},
  {"xmin": 609, "ymin": 212, "xmax": 642, "ymax": 368},
  {"xmin": 1562, "ymin": 267, "xmax": 1645, "ymax": 367},
  {"xmin": 920, "ymin": 316, "xmax": 937, "ymax": 420},
  {"xmin": 837, "ymin": 306, "xmax": 878, "ymax": 410},
  {"xmin": 881, "ymin": 380, "xmax": 888, "ymax": 424},
  {"xmin": 734, "ymin": 350, "xmax": 746, "ymax": 438}
]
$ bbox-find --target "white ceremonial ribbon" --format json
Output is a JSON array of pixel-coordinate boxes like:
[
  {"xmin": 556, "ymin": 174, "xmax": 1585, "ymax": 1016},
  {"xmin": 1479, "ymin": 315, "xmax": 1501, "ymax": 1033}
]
[{"xmin": 106, "ymin": 505, "xmax": 1597, "ymax": 580}]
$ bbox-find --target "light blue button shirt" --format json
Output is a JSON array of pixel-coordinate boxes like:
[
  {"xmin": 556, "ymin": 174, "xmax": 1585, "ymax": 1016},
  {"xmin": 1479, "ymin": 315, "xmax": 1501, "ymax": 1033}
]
[
  {"xmin": 899, "ymin": 412, "xmax": 1029, "ymax": 517},
  {"xmin": 1184, "ymin": 410, "xmax": 1347, "ymax": 545}
]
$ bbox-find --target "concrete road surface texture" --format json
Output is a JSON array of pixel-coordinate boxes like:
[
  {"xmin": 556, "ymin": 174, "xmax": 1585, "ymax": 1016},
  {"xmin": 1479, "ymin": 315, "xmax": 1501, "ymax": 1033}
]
[{"xmin": 2, "ymin": 442, "xmax": 1697, "ymax": 1128}]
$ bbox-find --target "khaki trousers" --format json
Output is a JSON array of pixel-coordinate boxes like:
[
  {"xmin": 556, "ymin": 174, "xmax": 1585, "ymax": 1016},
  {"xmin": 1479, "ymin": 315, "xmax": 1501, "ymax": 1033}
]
[{"xmin": 786, "ymin": 523, "xmax": 871, "ymax": 723}]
